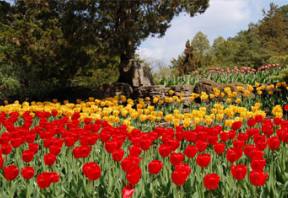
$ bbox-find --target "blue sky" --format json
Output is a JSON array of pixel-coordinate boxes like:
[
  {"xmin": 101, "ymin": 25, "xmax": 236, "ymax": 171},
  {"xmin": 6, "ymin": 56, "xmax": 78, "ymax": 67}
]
[{"xmin": 138, "ymin": 0, "xmax": 288, "ymax": 68}]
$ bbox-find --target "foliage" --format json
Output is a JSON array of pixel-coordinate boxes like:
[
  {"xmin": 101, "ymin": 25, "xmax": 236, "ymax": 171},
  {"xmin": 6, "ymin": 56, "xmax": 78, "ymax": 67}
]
[
  {"xmin": 268, "ymin": 55, "xmax": 288, "ymax": 83},
  {"xmin": 270, "ymin": 67, "xmax": 288, "ymax": 83},
  {"xmin": 153, "ymin": 66, "xmax": 177, "ymax": 85},
  {"xmin": 159, "ymin": 66, "xmax": 288, "ymax": 86},
  {"xmin": 172, "ymin": 4, "xmax": 288, "ymax": 75},
  {"xmin": 0, "ymin": 0, "xmax": 209, "ymax": 100},
  {"xmin": 172, "ymin": 32, "xmax": 212, "ymax": 74}
]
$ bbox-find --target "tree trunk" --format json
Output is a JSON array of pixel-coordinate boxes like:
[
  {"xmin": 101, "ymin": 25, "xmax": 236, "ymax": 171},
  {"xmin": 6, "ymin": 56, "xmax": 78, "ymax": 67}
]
[{"xmin": 118, "ymin": 54, "xmax": 134, "ymax": 86}]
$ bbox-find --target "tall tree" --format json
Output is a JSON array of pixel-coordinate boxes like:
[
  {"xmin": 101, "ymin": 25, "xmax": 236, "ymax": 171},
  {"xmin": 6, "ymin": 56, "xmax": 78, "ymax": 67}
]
[
  {"xmin": 232, "ymin": 24, "xmax": 266, "ymax": 66},
  {"xmin": 62, "ymin": 0, "xmax": 210, "ymax": 85},
  {"xmin": 172, "ymin": 32, "xmax": 211, "ymax": 74},
  {"xmin": 171, "ymin": 40, "xmax": 199, "ymax": 74},
  {"xmin": 190, "ymin": 31, "xmax": 211, "ymax": 67},
  {"xmin": 191, "ymin": 32, "xmax": 210, "ymax": 54},
  {"xmin": 1, "ymin": 0, "xmax": 210, "ymax": 99},
  {"xmin": 258, "ymin": 3, "xmax": 288, "ymax": 56}
]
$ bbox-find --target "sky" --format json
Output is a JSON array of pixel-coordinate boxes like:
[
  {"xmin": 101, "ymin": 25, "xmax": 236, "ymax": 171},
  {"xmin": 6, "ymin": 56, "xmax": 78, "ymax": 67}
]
[{"xmin": 138, "ymin": 0, "xmax": 288, "ymax": 69}]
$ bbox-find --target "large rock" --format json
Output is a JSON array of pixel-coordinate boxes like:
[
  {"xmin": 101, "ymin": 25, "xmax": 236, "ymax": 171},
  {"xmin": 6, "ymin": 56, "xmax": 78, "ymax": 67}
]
[
  {"xmin": 136, "ymin": 85, "xmax": 168, "ymax": 98},
  {"xmin": 101, "ymin": 83, "xmax": 133, "ymax": 98},
  {"xmin": 170, "ymin": 85, "xmax": 193, "ymax": 105},
  {"xmin": 130, "ymin": 59, "xmax": 154, "ymax": 87},
  {"xmin": 193, "ymin": 79, "xmax": 221, "ymax": 94}
]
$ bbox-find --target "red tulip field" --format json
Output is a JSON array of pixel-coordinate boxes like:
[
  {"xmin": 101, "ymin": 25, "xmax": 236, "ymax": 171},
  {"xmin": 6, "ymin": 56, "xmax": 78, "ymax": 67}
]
[{"xmin": 0, "ymin": 110, "xmax": 288, "ymax": 197}]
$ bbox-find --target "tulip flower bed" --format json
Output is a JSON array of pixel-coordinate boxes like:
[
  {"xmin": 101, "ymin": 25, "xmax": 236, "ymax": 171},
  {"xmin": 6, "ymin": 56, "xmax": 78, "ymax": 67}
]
[
  {"xmin": 0, "ymin": 111, "xmax": 288, "ymax": 198},
  {"xmin": 159, "ymin": 66, "xmax": 288, "ymax": 86}
]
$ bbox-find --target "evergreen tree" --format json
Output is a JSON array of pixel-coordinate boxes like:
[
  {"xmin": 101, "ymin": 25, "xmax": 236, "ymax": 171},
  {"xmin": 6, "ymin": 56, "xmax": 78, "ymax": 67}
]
[
  {"xmin": 259, "ymin": 3, "xmax": 288, "ymax": 56},
  {"xmin": 0, "ymin": 0, "xmax": 210, "ymax": 99},
  {"xmin": 172, "ymin": 32, "xmax": 211, "ymax": 74}
]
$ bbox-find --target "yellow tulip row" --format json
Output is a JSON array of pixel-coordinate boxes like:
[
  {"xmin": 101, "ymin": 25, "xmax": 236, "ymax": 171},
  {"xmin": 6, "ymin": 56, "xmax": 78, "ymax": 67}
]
[
  {"xmin": 0, "ymin": 96, "xmax": 284, "ymax": 132},
  {"xmin": 0, "ymin": 82, "xmax": 285, "ymax": 131}
]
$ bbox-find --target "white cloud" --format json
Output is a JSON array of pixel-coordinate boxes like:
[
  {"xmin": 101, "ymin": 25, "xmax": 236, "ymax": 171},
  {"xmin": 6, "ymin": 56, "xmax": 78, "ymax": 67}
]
[{"xmin": 137, "ymin": 0, "xmax": 260, "ymax": 66}]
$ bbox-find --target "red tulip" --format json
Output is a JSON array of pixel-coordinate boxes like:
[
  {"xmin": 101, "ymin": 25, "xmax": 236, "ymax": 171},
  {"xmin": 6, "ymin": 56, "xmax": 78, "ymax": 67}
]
[
  {"xmin": 281, "ymin": 131, "xmax": 288, "ymax": 143},
  {"xmin": 184, "ymin": 131, "xmax": 197, "ymax": 142},
  {"xmin": 73, "ymin": 145, "xmax": 91, "ymax": 158},
  {"xmin": 1, "ymin": 143, "xmax": 12, "ymax": 155},
  {"xmin": 51, "ymin": 109, "xmax": 58, "ymax": 117},
  {"xmin": 255, "ymin": 138, "xmax": 267, "ymax": 151},
  {"xmin": 243, "ymin": 144, "xmax": 255, "ymax": 158},
  {"xmin": 50, "ymin": 172, "xmax": 60, "ymax": 183},
  {"xmin": 0, "ymin": 133, "xmax": 10, "ymax": 144},
  {"xmin": 228, "ymin": 130, "xmax": 236, "ymax": 139},
  {"xmin": 11, "ymin": 137, "xmax": 24, "ymax": 148},
  {"xmin": 226, "ymin": 148, "xmax": 242, "ymax": 163},
  {"xmin": 262, "ymin": 123, "xmax": 273, "ymax": 137},
  {"xmin": 99, "ymin": 131, "xmax": 111, "ymax": 142},
  {"xmin": 89, "ymin": 134, "xmax": 99, "ymax": 145},
  {"xmin": 274, "ymin": 118, "xmax": 282, "ymax": 125},
  {"xmin": 105, "ymin": 140, "xmax": 119, "ymax": 153},
  {"xmin": 3, "ymin": 164, "xmax": 19, "ymax": 181},
  {"xmin": 22, "ymin": 149, "xmax": 35, "ymax": 163},
  {"xmin": 237, "ymin": 133, "xmax": 249, "ymax": 142},
  {"xmin": 129, "ymin": 145, "xmax": 142, "ymax": 157},
  {"xmin": 247, "ymin": 128, "xmax": 259, "ymax": 137},
  {"xmin": 49, "ymin": 145, "xmax": 62, "ymax": 155},
  {"xmin": 196, "ymin": 140, "xmax": 208, "ymax": 152},
  {"xmin": 220, "ymin": 131, "xmax": 229, "ymax": 142},
  {"xmin": 82, "ymin": 162, "xmax": 101, "ymax": 180},
  {"xmin": 26, "ymin": 133, "xmax": 36, "ymax": 143},
  {"xmin": 79, "ymin": 136, "xmax": 90, "ymax": 146},
  {"xmin": 251, "ymin": 159, "xmax": 266, "ymax": 171},
  {"xmin": 231, "ymin": 164, "xmax": 247, "ymax": 180},
  {"xmin": 0, "ymin": 156, "xmax": 3, "ymax": 169},
  {"xmin": 28, "ymin": 143, "xmax": 39, "ymax": 154},
  {"xmin": 171, "ymin": 163, "xmax": 191, "ymax": 186},
  {"xmin": 148, "ymin": 160, "xmax": 163, "ymax": 175},
  {"xmin": 184, "ymin": 145, "xmax": 198, "ymax": 158},
  {"xmin": 213, "ymin": 143, "xmax": 225, "ymax": 155},
  {"xmin": 203, "ymin": 173, "xmax": 220, "ymax": 190},
  {"xmin": 44, "ymin": 153, "xmax": 57, "ymax": 166},
  {"xmin": 71, "ymin": 112, "xmax": 80, "ymax": 120},
  {"xmin": 255, "ymin": 115, "xmax": 263, "ymax": 123},
  {"xmin": 140, "ymin": 138, "xmax": 153, "ymax": 150},
  {"xmin": 207, "ymin": 135, "xmax": 218, "ymax": 145},
  {"xmin": 122, "ymin": 185, "xmax": 134, "ymax": 198},
  {"xmin": 112, "ymin": 149, "xmax": 125, "ymax": 162},
  {"xmin": 37, "ymin": 173, "xmax": 51, "ymax": 189},
  {"xmin": 232, "ymin": 121, "xmax": 242, "ymax": 131},
  {"xmin": 268, "ymin": 136, "xmax": 280, "ymax": 150},
  {"xmin": 21, "ymin": 166, "xmax": 34, "ymax": 180},
  {"xmin": 64, "ymin": 137, "xmax": 77, "ymax": 147},
  {"xmin": 167, "ymin": 139, "xmax": 180, "ymax": 151},
  {"xmin": 169, "ymin": 152, "xmax": 184, "ymax": 166},
  {"xmin": 158, "ymin": 144, "xmax": 171, "ymax": 158},
  {"xmin": 247, "ymin": 118, "xmax": 256, "ymax": 127},
  {"xmin": 121, "ymin": 156, "xmax": 141, "ymax": 173},
  {"xmin": 196, "ymin": 153, "xmax": 211, "ymax": 168},
  {"xmin": 233, "ymin": 140, "xmax": 245, "ymax": 149},
  {"xmin": 126, "ymin": 168, "xmax": 142, "ymax": 185},
  {"xmin": 37, "ymin": 172, "xmax": 60, "ymax": 189},
  {"xmin": 284, "ymin": 104, "xmax": 288, "ymax": 111},
  {"xmin": 249, "ymin": 171, "xmax": 268, "ymax": 186}
]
